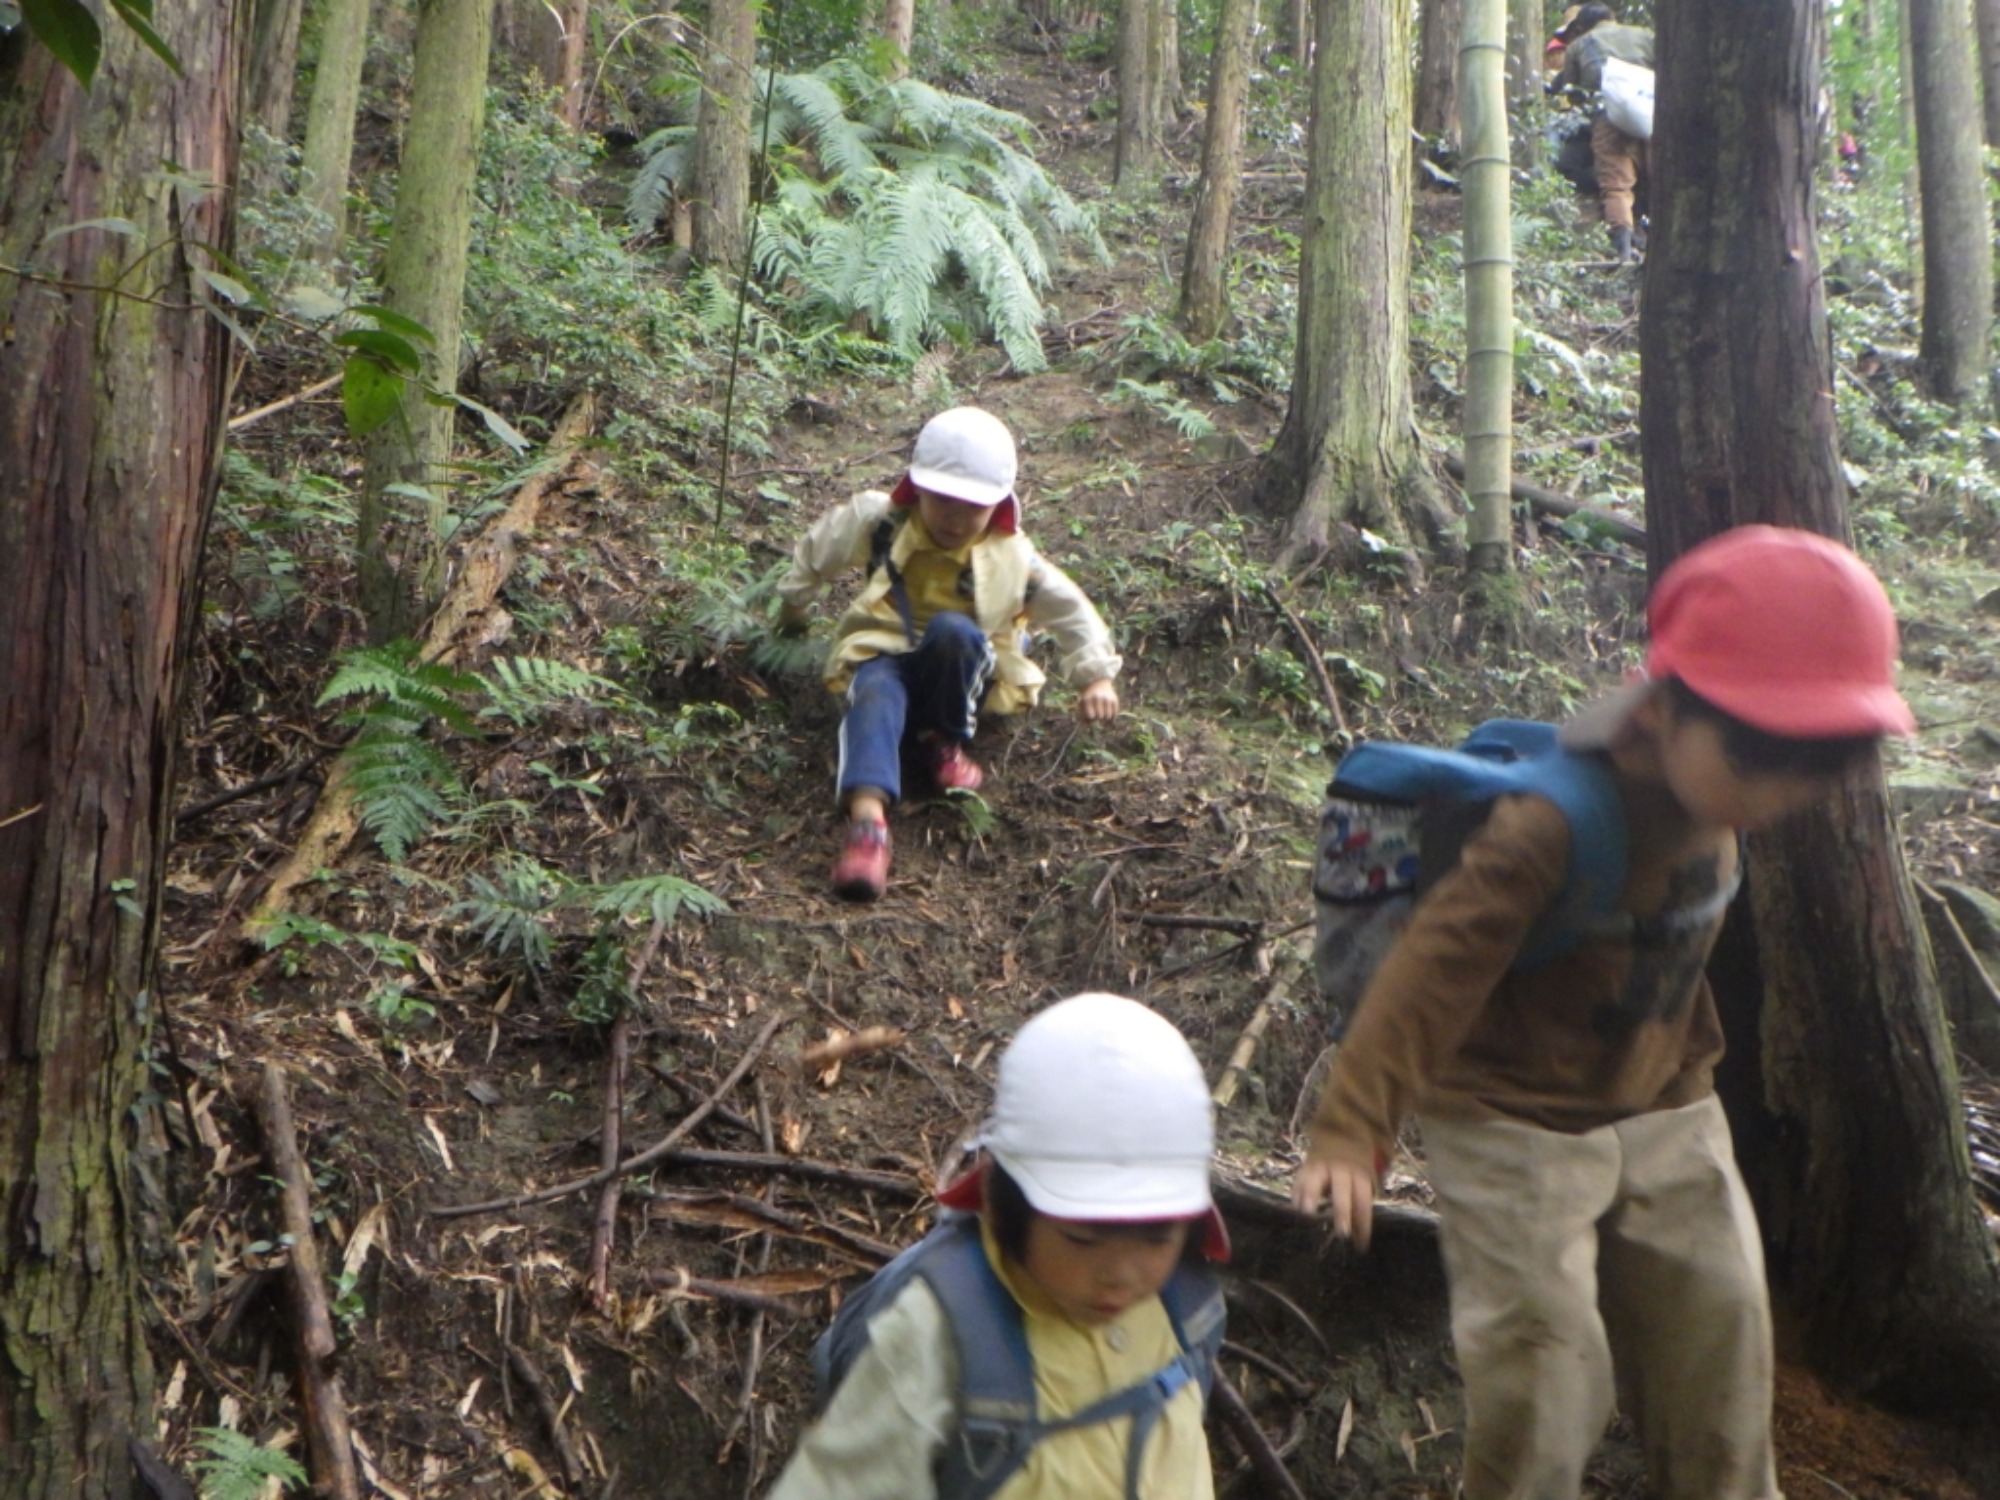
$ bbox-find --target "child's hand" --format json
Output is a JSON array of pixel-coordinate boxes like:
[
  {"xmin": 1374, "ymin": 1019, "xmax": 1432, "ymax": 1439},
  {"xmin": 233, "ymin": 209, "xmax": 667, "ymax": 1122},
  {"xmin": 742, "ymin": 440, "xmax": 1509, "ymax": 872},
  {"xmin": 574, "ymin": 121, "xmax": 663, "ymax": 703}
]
[
  {"xmin": 774, "ymin": 599, "xmax": 813, "ymax": 637},
  {"xmin": 1291, "ymin": 1155, "xmax": 1379, "ymax": 1252},
  {"xmin": 1075, "ymin": 678, "xmax": 1119, "ymax": 723}
]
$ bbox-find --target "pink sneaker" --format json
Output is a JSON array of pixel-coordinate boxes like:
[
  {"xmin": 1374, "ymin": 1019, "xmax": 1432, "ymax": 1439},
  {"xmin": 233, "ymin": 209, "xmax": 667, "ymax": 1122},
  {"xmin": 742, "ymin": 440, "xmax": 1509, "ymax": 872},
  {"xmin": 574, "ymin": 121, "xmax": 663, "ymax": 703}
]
[
  {"xmin": 929, "ymin": 740, "xmax": 985, "ymax": 794},
  {"xmin": 831, "ymin": 820, "xmax": 892, "ymax": 902}
]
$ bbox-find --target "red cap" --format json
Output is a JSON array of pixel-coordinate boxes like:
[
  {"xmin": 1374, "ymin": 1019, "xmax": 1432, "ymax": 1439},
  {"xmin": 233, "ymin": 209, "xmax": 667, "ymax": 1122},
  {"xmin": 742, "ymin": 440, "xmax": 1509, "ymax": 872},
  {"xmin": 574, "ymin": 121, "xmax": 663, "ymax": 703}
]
[{"xmin": 1645, "ymin": 526, "xmax": 1916, "ymax": 738}]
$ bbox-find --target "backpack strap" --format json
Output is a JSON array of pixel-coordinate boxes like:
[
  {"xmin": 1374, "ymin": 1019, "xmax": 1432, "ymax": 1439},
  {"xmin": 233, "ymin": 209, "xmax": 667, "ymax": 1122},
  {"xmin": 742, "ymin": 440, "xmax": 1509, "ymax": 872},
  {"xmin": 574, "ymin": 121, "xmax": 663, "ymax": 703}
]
[
  {"xmin": 869, "ymin": 515, "xmax": 919, "ymax": 648},
  {"xmin": 918, "ymin": 1219, "xmax": 1040, "ymax": 1500}
]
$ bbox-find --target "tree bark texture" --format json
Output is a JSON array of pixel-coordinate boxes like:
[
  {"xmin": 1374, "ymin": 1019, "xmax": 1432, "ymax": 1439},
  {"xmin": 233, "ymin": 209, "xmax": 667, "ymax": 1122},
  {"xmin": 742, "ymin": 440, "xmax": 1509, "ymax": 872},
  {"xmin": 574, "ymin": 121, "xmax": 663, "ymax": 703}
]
[
  {"xmin": 249, "ymin": 0, "xmax": 309, "ymax": 144},
  {"xmin": 1907, "ymin": 0, "xmax": 1993, "ymax": 407},
  {"xmin": 1643, "ymin": 0, "xmax": 2000, "ymax": 1409},
  {"xmin": 500, "ymin": 0, "xmax": 591, "ymax": 126},
  {"xmin": 1114, "ymin": 0, "xmax": 1160, "ymax": 182},
  {"xmin": 299, "ymin": 0, "xmax": 375, "ymax": 261},
  {"xmin": 1257, "ymin": 0, "xmax": 1447, "ymax": 563},
  {"xmin": 1459, "ymin": 0, "xmax": 1513, "ymax": 571},
  {"xmin": 358, "ymin": 0, "xmax": 497, "ymax": 640},
  {"xmin": 1976, "ymin": 0, "xmax": 2000, "ymax": 145},
  {"xmin": 1415, "ymin": 0, "xmax": 1463, "ymax": 148},
  {"xmin": 882, "ymin": 0, "xmax": 916, "ymax": 77},
  {"xmin": 1178, "ymin": 0, "xmax": 1255, "ymax": 339},
  {"xmin": 691, "ymin": 0, "xmax": 759, "ymax": 269},
  {"xmin": 1506, "ymin": 0, "xmax": 1543, "ymax": 165},
  {"xmin": 0, "ymin": 6, "xmax": 247, "ymax": 1496}
]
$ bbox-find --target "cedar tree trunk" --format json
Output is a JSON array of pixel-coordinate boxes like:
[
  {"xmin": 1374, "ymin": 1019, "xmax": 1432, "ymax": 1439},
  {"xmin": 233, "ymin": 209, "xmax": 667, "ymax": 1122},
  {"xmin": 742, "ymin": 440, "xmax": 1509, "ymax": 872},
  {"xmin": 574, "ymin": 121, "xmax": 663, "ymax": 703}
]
[
  {"xmin": 1114, "ymin": 0, "xmax": 1160, "ymax": 183},
  {"xmin": 1907, "ymin": 0, "xmax": 1993, "ymax": 407},
  {"xmin": 1642, "ymin": 0, "xmax": 2000, "ymax": 1409},
  {"xmin": 1178, "ymin": 0, "xmax": 1255, "ymax": 339},
  {"xmin": 358, "ymin": 0, "xmax": 497, "ymax": 639},
  {"xmin": 691, "ymin": 0, "xmax": 758, "ymax": 268},
  {"xmin": 299, "ymin": 0, "xmax": 374, "ymax": 262},
  {"xmin": 0, "ymin": 6, "xmax": 246, "ymax": 1496},
  {"xmin": 1415, "ymin": 0, "xmax": 1463, "ymax": 149}
]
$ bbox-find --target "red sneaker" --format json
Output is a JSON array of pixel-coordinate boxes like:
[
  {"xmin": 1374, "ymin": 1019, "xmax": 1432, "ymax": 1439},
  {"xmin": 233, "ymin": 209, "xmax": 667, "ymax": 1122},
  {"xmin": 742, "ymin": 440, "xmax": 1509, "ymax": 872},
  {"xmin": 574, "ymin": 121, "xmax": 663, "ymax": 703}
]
[
  {"xmin": 831, "ymin": 820, "xmax": 892, "ymax": 902},
  {"xmin": 930, "ymin": 740, "xmax": 985, "ymax": 794}
]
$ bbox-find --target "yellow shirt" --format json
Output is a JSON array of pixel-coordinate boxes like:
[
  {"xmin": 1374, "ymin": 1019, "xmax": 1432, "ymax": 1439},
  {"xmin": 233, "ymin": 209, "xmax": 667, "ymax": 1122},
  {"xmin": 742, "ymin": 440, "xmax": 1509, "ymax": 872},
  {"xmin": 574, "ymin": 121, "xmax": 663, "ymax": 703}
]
[{"xmin": 767, "ymin": 1224, "xmax": 1215, "ymax": 1499}]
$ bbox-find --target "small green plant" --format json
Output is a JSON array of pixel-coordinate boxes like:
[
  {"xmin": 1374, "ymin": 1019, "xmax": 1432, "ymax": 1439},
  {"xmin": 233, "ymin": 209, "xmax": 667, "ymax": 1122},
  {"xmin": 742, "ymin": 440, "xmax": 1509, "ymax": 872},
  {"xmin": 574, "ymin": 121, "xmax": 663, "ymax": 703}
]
[
  {"xmin": 944, "ymin": 787, "xmax": 997, "ymax": 842},
  {"xmin": 1111, "ymin": 378, "xmax": 1219, "ymax": 441},
  {"xmin": 253, "ymin": 912, "xmax": 422, "ymax": 979},
  {"xmin": 190, "ymin": 1427, "xmax": 308, "ymax": 1500}
]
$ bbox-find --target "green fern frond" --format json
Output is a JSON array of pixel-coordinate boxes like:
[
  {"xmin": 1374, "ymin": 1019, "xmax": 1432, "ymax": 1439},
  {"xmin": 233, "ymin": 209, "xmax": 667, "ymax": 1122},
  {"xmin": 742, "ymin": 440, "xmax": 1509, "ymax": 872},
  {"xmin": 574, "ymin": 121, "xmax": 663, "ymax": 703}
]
[
  {"xmin": 319, "ymin": 641, "xmax": 483, "ymax": 735},
  {"xmin": 344, "ymin": 729, "xmax": 459, "ymax": 864},
  {"xmin": 573, "ymin": 872, "xmax": 728, "ymax": 927},
  {"xmin": 946, "ymin": 204, "xmax": 1049, "ymax": 372},
  {"xmin": 626, "ymin": 127, "xmax": 696, "ymax": 229},
  {"xmin": 448, "ymin": 855, "xmax": 562, "ymax": 972},
  {"xmin": 480, "ymin": 656, "xmax": 628, "ymax": 728},
  {"xmin": 192, "ymin": 1427, "xmax": 308, "ymax": 1500},
  {"xmin": 772, "ymin": 70, "xmax": 880, "ymax": 177}
]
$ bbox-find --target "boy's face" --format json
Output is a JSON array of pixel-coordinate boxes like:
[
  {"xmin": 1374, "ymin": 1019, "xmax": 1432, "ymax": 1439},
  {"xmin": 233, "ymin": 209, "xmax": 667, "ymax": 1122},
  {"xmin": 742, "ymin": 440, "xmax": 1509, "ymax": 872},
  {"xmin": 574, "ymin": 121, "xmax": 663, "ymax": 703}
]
[
  {"xmin": 915, "ymin": 486, "xmax": 995, "ymax": 550},
  {"xmin": 1650, "ymin": 703, "xmax": 1842, "ymax": 831},
  {"xmin": 1018, "ymin": 1214, "xmax": 1191, "ymax": 1327}
]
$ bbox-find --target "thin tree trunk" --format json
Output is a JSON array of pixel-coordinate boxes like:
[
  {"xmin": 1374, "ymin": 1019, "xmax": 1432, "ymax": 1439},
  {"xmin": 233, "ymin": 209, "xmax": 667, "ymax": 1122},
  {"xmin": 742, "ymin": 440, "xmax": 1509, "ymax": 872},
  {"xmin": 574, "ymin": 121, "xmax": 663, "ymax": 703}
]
[
  {"xmin": 1114, "ymin": 0, "xmax": 1159, "ymax": 183},
  {"xmin": 1460, "ymin": 0, "xmax": 1512, "ymax": 572},
  {"xmin": 358, "ymin": 0, "xmax": 497, "ymax": 640},
  {"xmin": 1506, "ymin": 0, "xmax": 1542, "ymax": 165},
  {"xmin": 1643, "ymin": 0, "xmax": 2000, "ymax": 1410},
  {"xmin": 1287, "ymin": 0, "xmax": 1310, "ymax": 66},
  {"xmin": 1975, "ymin": 0, "xmax": 2000, "ymax": 145},
  {"xmin": 691, "ymin": 0, "xmax": 759, "ymax": 268},
  {"xmin": 501, "ymin": 0, "xmax": 591, "ymax": 124},
  {"xmin": 883, "ymin": 0, "xmax": 916, "ymax": 77},
  {"xmin": 1152, "ymin": 1, "xmax": 1180, "ymax": 139},
  {"xmin": 1178, "ymin": 0, "xmax": 1256, "ymax": 338},
  {"xmin": 0, "ymin": 6, "xmax": 246, "ymax": 1497},
  {"xmin": 1415, "ymin": 0, "xmax": 1462, "ymax": 149},
  {"xmin": 1907, "ymin": 0, "xmax": 1992, "ymax": 407},
  {"xmin": 299, "ymin": 0, "xmax": 374, "ymax": 263},
  {"xmin": 1255, "ymin": 0, "xmax": 1452, "ymax": 566},
  {"xmin": 250, "ymin": 0, "xmax": 309, "ymax": 143}
]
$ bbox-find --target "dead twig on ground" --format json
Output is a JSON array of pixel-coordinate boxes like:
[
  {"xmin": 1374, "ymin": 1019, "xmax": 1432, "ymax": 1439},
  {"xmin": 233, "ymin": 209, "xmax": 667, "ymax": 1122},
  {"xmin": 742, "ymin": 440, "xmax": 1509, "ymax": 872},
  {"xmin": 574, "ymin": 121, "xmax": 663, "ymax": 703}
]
[
  {"xmin": 1259, "ymin": 582, "xmax": 1349, "ymax": 739},
  {"xmin": 257, "ymin": 1062, "xmax": 361, "ymax": 1500},
  {"xmin": 1214, "ymin": 950, "xmax": 1302, "ymax": 1109},
  {"xmin": 796, "ymin": 1025, "xmax": 906, "ymax": 1073},
  {"xmin": 227, "ymin": 372, "xmax": 343, "ymax": 433},
  {"xmin": 590, "ymin": 916, "xmax": 669, "ymax": 1309},
  {"xmin": 637, "ymin": 1187, "xmax": 900, "ymax": 1266},
  {"xmin": 429, "ymin": 1009, "xmax": 790, "ymax": 1219},
  {"xmin": 631, "ymin": 1148, "xmax": 923, "ymax": 1199},
  {"xmin": 1440, "ymin": 453, "xmax": 1646, "ymax": 548},
  {"xmin": 506, "ymin": 1342, "xmax": 588, "ymax": 1490},
  {"xmin": 1131, "ymin": 913, "xmax": 1264, "ymax": 936},
  {"xmin": 1211, "ymin": 1369, "xmax": 1308, "ymax": 1500},
  {"xmin": 644, "ymin": 1267, "xmax": 819, "ymax": 1320}
]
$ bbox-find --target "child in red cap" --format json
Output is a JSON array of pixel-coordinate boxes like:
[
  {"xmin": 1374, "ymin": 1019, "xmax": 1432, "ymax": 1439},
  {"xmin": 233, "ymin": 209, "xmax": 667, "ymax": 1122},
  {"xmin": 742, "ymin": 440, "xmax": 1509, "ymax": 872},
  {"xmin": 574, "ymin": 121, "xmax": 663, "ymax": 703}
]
[
  {"xmin": 1293, "ymin": 526, "xmax": 1916, "ymax": 1500},
  {"xmin": 776, "ymin": 407, "xmax": 1121, "ymax": 902}
]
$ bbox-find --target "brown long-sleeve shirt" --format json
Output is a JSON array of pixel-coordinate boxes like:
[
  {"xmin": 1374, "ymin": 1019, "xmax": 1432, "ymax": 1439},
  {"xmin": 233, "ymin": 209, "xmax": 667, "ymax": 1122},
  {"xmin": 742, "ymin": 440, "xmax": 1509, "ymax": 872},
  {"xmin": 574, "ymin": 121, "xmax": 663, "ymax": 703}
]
[{"xmin": 1309, "ymin": 780, "xmax": 1736, "ymax": 1170}]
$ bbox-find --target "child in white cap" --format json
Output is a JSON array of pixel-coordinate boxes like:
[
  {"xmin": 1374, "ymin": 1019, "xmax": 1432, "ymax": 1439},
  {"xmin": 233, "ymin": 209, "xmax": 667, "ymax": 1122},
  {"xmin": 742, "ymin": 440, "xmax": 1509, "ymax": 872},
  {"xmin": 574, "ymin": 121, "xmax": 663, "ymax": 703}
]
[
  {"xmin": 1294, "ymin": 526, "xmax": 1917, "ymax": 1499},
  {"xmin": 770, "ymin": 992, "xmax": 1229, "ymax": 1499},
  {"xmin": 776, "ymin": 407, "xmax": 1122, "ymax": 901}
]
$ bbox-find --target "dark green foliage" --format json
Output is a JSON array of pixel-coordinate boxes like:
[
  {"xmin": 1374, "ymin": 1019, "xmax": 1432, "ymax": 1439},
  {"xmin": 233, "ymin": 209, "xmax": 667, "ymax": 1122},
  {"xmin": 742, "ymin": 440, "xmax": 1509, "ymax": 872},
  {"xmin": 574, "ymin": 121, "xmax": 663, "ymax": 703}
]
[
  {"xmin": 629, "ymin": 57, "xmax": 1103, "ymax": 371},
  {"xmin": 190, "ymin": 1427, "xmax": 308, "ymax": 1500}
]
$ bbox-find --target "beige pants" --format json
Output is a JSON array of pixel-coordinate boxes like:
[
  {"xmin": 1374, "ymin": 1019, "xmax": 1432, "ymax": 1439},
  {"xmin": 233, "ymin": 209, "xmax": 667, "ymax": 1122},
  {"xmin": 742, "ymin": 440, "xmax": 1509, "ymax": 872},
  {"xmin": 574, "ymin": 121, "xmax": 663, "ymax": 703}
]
[
  {"xmin": 1422, "ymin": 1096, "xmax": 1782, "ymax": 1500},
  {"xmin": 1590, "ymin": 116, "xmax": 1646, "ymax": 231}
]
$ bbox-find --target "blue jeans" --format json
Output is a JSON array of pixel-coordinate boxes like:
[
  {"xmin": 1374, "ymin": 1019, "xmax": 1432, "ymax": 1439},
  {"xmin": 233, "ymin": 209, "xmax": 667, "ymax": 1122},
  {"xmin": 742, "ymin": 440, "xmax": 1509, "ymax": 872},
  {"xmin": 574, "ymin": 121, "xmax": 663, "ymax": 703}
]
[{"xmin": 837, "ymin": 611, "xmax": 996, "ymax": 807}]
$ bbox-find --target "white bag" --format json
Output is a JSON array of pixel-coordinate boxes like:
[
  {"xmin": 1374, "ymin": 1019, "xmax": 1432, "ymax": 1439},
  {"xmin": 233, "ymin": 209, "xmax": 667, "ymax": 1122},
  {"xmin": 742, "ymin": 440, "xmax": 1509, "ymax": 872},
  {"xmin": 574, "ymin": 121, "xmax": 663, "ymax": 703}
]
[{"xmin": 1600, "ymin": 56, "xmax": 1655, "ymax": 140}]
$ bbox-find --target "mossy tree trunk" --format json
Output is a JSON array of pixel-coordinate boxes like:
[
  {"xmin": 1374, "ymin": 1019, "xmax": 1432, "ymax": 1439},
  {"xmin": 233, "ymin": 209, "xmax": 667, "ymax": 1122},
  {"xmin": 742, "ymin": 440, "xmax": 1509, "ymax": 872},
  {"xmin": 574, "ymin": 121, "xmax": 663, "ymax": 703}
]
[
  {"xmin": 691, "ymin": 0, "xmax": 759, "ymax": 269},
  {"xmin": 249, "ymin": 0, "xmax": 308, "ymax": 143},
  {"xmin": 1415, "ymin": 0, "xmax": 1463, "ymax": 149},
  {"xmin": 358, "ymin": 0, "xmax": 497, "ymax": 640},
  {"xmin": 1114, "ymin": 0, "xmax": 1160, "ymax": 184},
  {"xmin": 1177, "ymin": 0, "xmax": 1255, "ymax": 339},
  {"xmin": 1907, "ymin": 0, "xmax": 1993, "ymax": 407},
  {"xmin": 1460, "ymin": 0, "xmax": 1513, "ymax": 573},
  {"xmin": 0, "ymin": 6, "xmax": 246, "ymax": 1496},
  {"xmin": 1642, "ymin": 0, "xmax": 2000, "ymax": 1409},
  {"xmin": 299, "ymin": 0, "xmax": 375, "ymax": 263},
  {"xmin": 1254, "ymin": 0, "xmax": 1452, "ymax": 567}
]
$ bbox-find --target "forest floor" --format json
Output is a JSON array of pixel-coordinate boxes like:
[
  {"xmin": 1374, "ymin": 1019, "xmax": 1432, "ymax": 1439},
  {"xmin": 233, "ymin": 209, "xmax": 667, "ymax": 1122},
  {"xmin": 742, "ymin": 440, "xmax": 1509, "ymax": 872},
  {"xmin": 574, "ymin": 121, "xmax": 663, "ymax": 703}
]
[{"xmin": 153, "ymin": 33, "xmax": 2000, "ymax": 1500}]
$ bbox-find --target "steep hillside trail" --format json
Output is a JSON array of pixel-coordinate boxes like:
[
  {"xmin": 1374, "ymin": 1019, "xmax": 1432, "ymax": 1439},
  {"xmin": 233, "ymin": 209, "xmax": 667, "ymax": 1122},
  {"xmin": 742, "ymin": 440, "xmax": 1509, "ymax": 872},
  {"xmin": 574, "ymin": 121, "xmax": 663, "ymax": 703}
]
[{"xmin": 154, "ymin": 40, "xmax": 2000, "ymax": 1500}]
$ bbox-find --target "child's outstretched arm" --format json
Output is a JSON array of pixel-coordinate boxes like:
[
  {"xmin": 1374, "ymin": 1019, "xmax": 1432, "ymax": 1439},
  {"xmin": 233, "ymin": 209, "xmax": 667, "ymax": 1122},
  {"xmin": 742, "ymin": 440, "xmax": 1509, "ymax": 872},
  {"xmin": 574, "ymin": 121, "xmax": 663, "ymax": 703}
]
[
  {"xmin": 1024, "ymin": 555, "xmax": 1122, "ymax": 717},
  {"xmin": 774, "ymin": 490, "xmax": 896, "ymax": 624}
]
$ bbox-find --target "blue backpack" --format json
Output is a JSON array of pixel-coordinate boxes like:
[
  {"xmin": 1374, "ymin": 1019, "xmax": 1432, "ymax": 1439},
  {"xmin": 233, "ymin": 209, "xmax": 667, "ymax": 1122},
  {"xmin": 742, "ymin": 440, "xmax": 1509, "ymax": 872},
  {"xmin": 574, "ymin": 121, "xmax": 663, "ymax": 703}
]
[
  {"xmin": 1311, "ymin": 719, "xmax": 1737, "ymax": 1024},
  {"xmin": 812, "ymin": 1213, "xmax": 1226, "ymax": 1500}
]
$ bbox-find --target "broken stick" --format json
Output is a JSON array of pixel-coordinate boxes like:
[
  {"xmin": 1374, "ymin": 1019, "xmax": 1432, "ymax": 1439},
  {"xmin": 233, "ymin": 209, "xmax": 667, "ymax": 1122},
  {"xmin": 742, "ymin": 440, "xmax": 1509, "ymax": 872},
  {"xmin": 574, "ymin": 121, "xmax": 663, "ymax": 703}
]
[
  {"xmin": 796, "ymin": 1025, "xmax": 906, "ymax": 1072},
  {"xmin": 1214, "ymin": 950, "xmax": 1302, "ymax": 1109},
  {"xmin": 1210, "ymin": 1369, "xmax": 1308, "ymax": 1500},
  {"xmin": 257, "ymin": 1063, "xmax": 361, "ymax": 1500}
]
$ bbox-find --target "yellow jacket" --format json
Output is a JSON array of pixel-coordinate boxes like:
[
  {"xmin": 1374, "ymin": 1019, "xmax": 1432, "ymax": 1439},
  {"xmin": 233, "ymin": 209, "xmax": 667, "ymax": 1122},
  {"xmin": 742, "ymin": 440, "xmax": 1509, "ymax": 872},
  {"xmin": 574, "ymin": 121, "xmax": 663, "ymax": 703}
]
[{"xmin": 777, "ymin": 490, "xmax": 1121, "ymax": 717}]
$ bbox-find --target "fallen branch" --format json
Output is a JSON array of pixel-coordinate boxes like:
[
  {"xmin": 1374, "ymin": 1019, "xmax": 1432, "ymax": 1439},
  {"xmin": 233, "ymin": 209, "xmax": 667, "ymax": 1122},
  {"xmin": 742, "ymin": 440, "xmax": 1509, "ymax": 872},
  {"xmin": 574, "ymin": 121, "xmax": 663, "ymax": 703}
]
[
  {"xmin": 630, "ymin": 1147, "xmax": 924, "ymax": 1199},
  {"xmin": 227, "ymin": 372, "xmax": 343, "ymax": 433},
  {"xmin": 1210, "ymin": 1369, "xmax": 1308, "ymax": 1500},
  {"xmin": 643, "ymin": 1267, "xmax": 820, "ymax": 1320},
  {"xmin": 505, "ymin": 1343, "xmax": 587, "ymax": 1490},
  {"xmin": 173, "ymin": 750, "xmax": 333, "ymax": 830},
  {"xmin": 1211, "ymin": 1173, "xmax": 1439, "ymax": 1239},
  {"xmin": 590, "ymin": 916, "xmax": 669, "ymax": 1309},
  {"xmin": 1441, "ymin": 453, "xmax": 1646, "ymax": 548},
  {"xmin": 1259, "ymin": 582, "xmax": 1349, "ymax": 738},
  {"xmin": 796, "ymin": 1025, "xmax": 906, "ymax": 1072},
  {"xmin": 1214, "ymin": 952, "xmax": 1302, "ymax": 1109},
  {"xmin": 1130, "ymin": 913, "xmax": 1264, "ymax": 936},
  {"xmin": 636, "ymin": 1187, "xmax": 901, "ymax": 1265},
  {"xmin": 428, "ymin": 1009, "xmax": 790, "ymax": 1219},
  {"xmin": 250, "ymin": 393, "xmax": 598, "ymax": 927},
  {"xmin": 257, "ymin": 1063, "xmax": 361, "ymax": 1500}
]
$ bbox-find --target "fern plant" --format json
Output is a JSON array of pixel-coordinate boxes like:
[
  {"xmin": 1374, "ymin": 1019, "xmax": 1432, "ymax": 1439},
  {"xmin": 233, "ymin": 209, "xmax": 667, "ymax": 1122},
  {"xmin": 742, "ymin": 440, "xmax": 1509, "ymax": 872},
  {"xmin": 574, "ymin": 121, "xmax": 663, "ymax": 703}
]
[
  {"xmin": 191, "ymin": 1427, "xmax": 307, "ymax": 1500},
  {"xmin": 320, "ymin": 642, "xmax": 482, "ymax": 863},
  {"xmin": 630, "ymin": 57, "xmax": 1104, "ymax": 372}
]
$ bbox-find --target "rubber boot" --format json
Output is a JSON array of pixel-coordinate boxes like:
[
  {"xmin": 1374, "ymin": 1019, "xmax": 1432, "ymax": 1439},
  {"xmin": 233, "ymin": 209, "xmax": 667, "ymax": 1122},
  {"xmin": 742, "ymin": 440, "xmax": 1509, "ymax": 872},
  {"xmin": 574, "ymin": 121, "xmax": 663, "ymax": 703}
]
[{"xmin": 1609, "ymin": 225, "xmax": 1635, "ymax": 264}]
